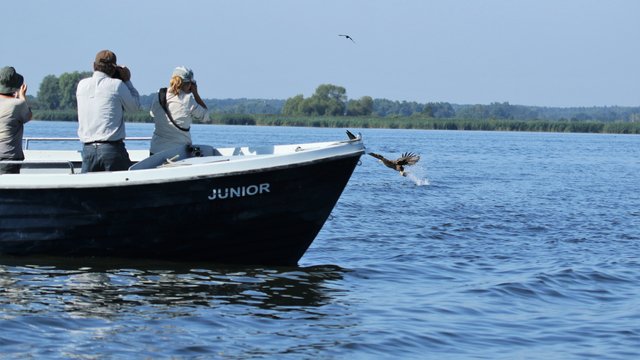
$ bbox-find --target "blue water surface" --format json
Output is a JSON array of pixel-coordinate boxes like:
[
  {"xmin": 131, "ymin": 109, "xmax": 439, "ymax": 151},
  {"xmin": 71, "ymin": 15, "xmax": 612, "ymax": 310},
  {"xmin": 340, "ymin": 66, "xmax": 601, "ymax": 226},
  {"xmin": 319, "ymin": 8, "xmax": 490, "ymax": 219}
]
[{"xmin": 1, "ymin": 121, "xmax": 639, "ymax": 359}]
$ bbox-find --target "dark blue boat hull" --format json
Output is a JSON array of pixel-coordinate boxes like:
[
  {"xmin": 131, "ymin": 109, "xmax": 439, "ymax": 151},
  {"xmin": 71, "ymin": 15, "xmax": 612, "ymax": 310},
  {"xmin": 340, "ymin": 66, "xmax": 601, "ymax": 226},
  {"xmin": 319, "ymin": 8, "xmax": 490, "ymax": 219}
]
[{"xmin": 0, "ymin": 155, "xmax": 360, "ymax": 265}]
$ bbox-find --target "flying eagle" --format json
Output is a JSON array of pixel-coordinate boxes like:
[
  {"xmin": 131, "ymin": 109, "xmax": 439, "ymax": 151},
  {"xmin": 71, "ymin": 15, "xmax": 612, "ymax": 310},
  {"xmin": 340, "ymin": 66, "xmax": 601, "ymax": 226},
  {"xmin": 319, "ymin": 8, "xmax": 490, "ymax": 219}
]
[
  {"xmin": 339, "ymin": 34, "xmax": 356, "ymax": 43},
  {"xmin": 369, "ymin": 152, "xmax": 420, "ymax": 176}
]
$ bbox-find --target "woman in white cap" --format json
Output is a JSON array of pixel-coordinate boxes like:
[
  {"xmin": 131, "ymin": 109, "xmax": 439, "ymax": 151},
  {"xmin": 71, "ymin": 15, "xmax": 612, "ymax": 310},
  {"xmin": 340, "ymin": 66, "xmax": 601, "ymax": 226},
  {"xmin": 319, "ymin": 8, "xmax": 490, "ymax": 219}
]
[
  {"xmin": 149, "ymin": 66, "xmax": 208, "ymax": 155},
  {"xmin": 0, "ymin": 66, "xmax": 32, "ymax": 174}
]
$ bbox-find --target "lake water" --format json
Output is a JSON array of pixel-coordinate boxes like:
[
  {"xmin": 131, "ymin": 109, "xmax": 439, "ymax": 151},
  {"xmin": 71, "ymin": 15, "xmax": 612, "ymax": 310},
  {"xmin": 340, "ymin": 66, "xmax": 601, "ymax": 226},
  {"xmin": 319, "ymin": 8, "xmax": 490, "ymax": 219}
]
[{"xmin": 1, "ymin": 121, "xmax": 639, "ymax": 359}]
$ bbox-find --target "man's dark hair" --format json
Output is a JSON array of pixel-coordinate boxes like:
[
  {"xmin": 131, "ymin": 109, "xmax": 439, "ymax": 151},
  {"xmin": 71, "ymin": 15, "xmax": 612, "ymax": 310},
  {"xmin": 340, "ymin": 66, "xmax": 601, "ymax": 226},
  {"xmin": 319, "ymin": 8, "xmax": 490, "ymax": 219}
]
[{"xmin": 94, "ymin": 62, "xmax": 117, "ymax": 77}]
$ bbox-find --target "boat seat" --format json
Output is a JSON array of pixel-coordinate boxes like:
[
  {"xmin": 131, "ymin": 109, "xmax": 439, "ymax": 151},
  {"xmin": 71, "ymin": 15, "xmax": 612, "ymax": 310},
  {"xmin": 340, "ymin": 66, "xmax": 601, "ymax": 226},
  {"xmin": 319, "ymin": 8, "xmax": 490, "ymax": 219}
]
[{"xmin": 129, "ymin": 144, "xmax": 218, "ymax": 170}]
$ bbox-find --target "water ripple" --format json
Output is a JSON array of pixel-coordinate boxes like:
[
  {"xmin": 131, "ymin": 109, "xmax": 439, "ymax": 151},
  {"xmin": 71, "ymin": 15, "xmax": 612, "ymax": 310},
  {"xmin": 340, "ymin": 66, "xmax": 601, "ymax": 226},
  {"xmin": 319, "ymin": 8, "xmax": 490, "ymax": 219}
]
[{"xmin": 2, "ymin": 125, "xmax": 640, "ymax": 358}]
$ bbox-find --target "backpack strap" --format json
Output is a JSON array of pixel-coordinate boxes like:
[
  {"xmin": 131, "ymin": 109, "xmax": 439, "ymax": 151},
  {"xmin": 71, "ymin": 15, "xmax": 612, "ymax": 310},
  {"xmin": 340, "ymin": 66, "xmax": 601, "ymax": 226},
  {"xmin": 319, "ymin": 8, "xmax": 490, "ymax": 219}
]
[{"xmin": 158, "ymin": 88, "xmax": 190, "ymax": 132}]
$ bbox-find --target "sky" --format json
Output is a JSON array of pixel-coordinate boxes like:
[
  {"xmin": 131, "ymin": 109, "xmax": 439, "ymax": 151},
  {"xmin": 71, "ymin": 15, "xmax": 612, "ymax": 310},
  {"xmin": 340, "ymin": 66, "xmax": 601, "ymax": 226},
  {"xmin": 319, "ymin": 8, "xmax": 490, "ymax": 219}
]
[{"xmin": 4, "ymin": 0, "xmax": 639, "ymax": 107}]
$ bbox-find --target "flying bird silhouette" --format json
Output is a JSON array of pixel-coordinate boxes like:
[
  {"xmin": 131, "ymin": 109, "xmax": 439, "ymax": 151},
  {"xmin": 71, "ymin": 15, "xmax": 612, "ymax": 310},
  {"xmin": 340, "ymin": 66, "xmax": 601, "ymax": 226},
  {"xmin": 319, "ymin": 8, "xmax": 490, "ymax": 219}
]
[
  {"xmin": 339, "ymin": 34, "xmax": 356, "ymax": 43},
  {"xmin": 369, "ymin": 152, "xmax": 420, "ymax": 176}
]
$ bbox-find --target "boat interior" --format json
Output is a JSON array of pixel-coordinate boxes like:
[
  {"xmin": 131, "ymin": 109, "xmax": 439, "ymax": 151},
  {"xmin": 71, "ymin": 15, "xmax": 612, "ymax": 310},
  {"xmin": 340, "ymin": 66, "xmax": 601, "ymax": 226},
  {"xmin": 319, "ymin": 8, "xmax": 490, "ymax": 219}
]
[{"xmin": 8, "ymin": 136, "xmax": 360, "ymax": 175}]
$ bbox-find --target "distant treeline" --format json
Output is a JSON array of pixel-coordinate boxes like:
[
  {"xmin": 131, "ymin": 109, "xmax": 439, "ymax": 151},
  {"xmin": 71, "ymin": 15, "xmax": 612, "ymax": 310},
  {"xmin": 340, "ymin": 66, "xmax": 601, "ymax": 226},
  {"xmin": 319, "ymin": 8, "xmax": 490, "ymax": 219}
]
[
  {"xmin": 34, "ymin": 97, "xmax": 640, "ymax": 123},
  {"xmin": 29, "ymin": 72, "xmax": 640, "ymax": 134},
  {"xmin": 146, "ymin": 97, "xmax": 640, "ymax": 123},
  {"xmin": 370, "ymin": 100, "xmax": 640, "ymax": 122},
  {"xmin": 31, "ymin": 111, "xmax": 640, "ymax": 134}
]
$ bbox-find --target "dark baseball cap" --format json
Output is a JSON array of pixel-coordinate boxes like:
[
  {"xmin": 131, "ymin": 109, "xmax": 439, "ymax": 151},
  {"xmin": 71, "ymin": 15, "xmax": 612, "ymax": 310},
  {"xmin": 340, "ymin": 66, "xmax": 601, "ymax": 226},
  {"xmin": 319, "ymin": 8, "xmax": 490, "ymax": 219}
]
[{"xmin": 0, "ymin": 66, "xmax": 24, "ymax": 94}]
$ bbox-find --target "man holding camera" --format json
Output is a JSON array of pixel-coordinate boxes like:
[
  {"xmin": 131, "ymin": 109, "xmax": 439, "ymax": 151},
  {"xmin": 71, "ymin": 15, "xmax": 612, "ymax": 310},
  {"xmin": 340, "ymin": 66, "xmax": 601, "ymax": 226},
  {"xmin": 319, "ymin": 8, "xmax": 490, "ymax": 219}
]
[{"xmin": 76, "ymin": 49, "xmax": 140, "ymax": 172}]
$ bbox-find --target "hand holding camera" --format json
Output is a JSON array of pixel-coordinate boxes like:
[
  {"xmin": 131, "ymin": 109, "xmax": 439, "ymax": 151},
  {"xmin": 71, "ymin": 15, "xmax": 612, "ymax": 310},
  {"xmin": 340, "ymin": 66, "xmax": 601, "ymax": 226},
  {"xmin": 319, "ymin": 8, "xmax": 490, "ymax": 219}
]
[
  {"xmin": 17, "ymin": 83, "xmax": 28, "ymax": 100},
  {"xmin": 114, "ymin": 66, "xmax": 131, "ymax": 82}
]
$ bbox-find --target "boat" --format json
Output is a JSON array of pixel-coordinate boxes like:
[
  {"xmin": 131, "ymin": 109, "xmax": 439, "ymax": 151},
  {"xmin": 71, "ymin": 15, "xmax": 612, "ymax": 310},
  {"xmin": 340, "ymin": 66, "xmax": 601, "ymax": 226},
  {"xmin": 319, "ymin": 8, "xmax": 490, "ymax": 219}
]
[{"xmin": 0, "ymin": 133, "xmax": 364, "ymax": 266}]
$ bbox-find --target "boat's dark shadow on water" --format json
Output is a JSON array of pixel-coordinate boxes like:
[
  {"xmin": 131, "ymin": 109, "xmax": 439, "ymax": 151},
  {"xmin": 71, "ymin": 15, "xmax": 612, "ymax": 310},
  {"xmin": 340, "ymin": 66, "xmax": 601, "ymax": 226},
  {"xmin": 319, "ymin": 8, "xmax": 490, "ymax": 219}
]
[{"xmin": 0, "ymin": 255, "xmax": 348, "ymax": 319}]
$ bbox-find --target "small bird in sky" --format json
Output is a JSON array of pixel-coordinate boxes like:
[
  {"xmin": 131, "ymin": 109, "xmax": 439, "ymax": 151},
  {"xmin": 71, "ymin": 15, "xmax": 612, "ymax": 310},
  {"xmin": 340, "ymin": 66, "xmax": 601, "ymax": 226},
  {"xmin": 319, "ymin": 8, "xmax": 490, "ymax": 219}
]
[
  {"xmin": 369, "ymin": 152, "xmax": 421, "ymax": 176},
  {"xmin": 338, "ymin": 34, "xmax": 355, "ymax": 43}
]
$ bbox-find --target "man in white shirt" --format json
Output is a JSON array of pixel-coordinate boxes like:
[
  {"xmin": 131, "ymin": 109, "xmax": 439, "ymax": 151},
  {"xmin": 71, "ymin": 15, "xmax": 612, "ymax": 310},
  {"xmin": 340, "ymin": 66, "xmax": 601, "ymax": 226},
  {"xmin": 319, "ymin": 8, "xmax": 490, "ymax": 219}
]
[{"xmin": 76, "ymin": 50, "xmax": 140, "ymax": 172}]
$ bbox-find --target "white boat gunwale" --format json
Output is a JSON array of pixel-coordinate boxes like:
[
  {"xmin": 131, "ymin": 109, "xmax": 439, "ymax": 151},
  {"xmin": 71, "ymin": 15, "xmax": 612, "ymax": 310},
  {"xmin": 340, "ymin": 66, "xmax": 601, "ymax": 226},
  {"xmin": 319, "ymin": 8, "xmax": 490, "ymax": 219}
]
[{"xmin": 1, "ymin": 138, "xmax": 365, "ymax": 189}]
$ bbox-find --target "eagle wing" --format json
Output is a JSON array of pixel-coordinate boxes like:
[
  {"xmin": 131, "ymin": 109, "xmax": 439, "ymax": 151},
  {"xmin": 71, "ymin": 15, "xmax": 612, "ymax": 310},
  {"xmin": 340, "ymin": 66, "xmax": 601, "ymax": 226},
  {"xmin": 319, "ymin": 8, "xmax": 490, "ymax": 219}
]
[{"xmin": 396, "ymin": 152, "xmax": 420, "ymax": 166}]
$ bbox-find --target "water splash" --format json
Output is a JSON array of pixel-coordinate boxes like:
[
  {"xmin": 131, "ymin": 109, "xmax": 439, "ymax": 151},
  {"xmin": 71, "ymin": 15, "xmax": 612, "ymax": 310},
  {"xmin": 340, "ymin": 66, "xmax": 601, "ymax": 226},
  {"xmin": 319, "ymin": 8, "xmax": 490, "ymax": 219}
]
[
  {"xmin": 407, "ymin": 173, "xmax": 430, "ymax": 186},
  {"xmin": 406, "ymin": 164, "xmax": 430, "ymax": 186}
]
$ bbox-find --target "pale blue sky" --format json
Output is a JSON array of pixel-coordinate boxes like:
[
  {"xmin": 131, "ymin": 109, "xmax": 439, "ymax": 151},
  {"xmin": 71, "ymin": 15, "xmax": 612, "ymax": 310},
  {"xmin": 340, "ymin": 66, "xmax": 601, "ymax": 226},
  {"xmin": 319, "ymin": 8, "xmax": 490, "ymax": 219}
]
[{"xmin": 4, "ymin": 0, "xmax": 639, "ymax": 107}]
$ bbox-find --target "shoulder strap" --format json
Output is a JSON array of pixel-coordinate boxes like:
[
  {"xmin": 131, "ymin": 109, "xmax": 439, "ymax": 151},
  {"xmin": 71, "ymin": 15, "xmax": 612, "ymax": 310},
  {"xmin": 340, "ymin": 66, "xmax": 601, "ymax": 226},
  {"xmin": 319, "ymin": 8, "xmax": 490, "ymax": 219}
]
[{"xmin": 158, "ymin": 88, "xmax": 190, "ymax": 132}]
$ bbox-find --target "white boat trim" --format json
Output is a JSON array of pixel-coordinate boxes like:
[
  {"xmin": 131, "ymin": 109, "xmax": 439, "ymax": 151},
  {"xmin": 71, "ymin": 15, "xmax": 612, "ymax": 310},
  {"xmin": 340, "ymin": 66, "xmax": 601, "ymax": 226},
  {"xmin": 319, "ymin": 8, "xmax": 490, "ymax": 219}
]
[{"xmin": 2, "ymin": 139, "xmax": 365, "ymax": 189}]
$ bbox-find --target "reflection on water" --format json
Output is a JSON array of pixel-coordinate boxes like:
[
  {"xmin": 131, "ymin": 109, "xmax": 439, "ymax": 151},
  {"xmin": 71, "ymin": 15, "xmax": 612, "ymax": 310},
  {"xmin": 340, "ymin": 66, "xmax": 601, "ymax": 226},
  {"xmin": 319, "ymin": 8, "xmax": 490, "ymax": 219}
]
[
  {"xmin": 0, "ymin": 257, "xmax": 362, "ymax": 358},
  {"xmin": 0, "ymin": 256, "xmax": 346, "ymax": 320}
]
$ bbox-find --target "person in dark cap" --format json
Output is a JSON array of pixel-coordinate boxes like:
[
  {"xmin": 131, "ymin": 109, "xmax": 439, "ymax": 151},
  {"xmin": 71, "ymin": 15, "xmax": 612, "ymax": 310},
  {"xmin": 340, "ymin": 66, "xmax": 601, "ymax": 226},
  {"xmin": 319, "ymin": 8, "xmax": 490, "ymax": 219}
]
[
  {"xmin": 76, "ymin": 49, "xmax": 140, "ymax": 172},
  {"xmin": 0, "ymin": 66, "xmax": 32, "ymax": 174},
  {"xmin": 149, "ymin": 66, "xmax": 208, "ymax": 155}
]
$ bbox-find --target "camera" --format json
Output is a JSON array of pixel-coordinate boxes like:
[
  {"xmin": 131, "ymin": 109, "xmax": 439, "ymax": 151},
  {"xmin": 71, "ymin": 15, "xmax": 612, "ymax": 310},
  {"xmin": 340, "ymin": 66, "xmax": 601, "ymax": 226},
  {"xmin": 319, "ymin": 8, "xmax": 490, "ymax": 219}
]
[{"xmin": 112, "ymin": 66, "xmax": 130, "ymax": 82}]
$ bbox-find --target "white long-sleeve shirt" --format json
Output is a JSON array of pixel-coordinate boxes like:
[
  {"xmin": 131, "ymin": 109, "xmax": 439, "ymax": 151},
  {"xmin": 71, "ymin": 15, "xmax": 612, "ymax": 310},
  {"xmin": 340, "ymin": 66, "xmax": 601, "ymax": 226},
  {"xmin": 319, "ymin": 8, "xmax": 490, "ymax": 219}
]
[
  {"xmin": 149, "ymin": 90, "xmax": 207, "ymax": 154},
  {"xmin": 76, "ymin": 71, "xmax": 140, "ymax": 143}
]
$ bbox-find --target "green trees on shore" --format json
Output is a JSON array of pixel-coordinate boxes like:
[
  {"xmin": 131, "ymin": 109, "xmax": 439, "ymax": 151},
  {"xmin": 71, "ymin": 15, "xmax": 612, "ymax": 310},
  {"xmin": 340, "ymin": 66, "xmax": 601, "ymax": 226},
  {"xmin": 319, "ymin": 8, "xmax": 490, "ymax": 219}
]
[
  {"xmin": 35, "ymin": 72, "xmax": 91, "ymax": 110},
  {"xmin": 282, "ymin": 84, "xmax": 373, "ymax": 116}
]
